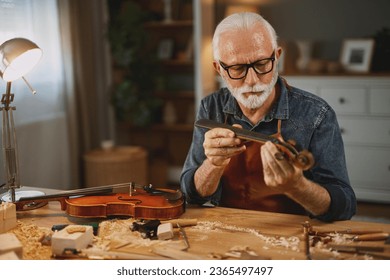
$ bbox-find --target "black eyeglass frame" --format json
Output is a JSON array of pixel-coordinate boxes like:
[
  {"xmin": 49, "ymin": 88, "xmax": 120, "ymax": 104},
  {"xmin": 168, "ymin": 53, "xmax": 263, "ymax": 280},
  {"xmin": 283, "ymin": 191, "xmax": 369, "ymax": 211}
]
[{"xmin": 219, "ymin": 51, "xmax": 276, "ymax": 80}]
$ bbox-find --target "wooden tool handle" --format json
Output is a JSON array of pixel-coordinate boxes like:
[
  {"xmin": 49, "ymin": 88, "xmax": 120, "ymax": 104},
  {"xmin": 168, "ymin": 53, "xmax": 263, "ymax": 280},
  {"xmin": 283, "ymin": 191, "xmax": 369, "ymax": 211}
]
[
  {"xmin": 354, "ymin": 232, "xmax": 389, "ymax": 241},
  {"xmin": 162, "ymin": 219, "xmax": 198, "ymax": 227}
]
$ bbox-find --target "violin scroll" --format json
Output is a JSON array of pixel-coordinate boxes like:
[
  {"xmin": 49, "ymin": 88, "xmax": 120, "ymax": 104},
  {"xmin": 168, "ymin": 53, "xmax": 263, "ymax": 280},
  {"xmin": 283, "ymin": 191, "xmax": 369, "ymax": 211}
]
[
  {"xmin": 293, "ymin": 150, "xmax": 315, "ymax": 171},
  {"xmin": 274, "ymin": 145, "xmax": 314, "ymax": 171}
]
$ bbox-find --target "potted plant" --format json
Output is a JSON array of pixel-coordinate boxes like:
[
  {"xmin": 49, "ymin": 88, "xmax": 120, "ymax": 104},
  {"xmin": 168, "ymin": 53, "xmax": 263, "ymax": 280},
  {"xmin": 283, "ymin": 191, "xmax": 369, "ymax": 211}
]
[{"xmin": 107, "ymin": 1, "xmax": 162, "ymax": 127}]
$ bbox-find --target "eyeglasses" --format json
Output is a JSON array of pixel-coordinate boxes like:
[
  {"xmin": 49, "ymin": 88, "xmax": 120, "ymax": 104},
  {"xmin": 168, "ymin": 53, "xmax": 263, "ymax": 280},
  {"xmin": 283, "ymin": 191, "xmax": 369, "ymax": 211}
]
[{"xmin": 219, "ymin": 51, "xmax": 275, "ymax": 80}]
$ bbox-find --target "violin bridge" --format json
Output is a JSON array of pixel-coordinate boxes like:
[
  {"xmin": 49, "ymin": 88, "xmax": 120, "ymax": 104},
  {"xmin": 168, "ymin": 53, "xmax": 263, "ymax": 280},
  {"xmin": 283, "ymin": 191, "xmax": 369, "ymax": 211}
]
[{"xmin": 129, "ymin": 182, "xmax": 135, "ymax": 196}]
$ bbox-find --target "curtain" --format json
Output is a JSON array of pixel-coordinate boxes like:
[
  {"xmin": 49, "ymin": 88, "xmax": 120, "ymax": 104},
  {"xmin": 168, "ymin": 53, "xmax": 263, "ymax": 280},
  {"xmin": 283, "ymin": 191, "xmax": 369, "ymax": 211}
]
[
  {"xmin": 0, "ymin": 0, "xmax": 113, "ymax": 190},
  {"xmin": 57, "ymin": 0, "xmax": 113, "ymax": 187},
  {"xmin": 0, "ymin": 0, "xmax": 72, "ymax": 189}
]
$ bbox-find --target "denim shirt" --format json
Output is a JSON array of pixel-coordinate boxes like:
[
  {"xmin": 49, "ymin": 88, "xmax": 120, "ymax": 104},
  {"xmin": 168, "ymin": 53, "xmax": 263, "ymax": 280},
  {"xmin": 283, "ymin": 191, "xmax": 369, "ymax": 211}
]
[{"xmin": 180, "ymin": 77, "xmax": 356, "ymax": 222}]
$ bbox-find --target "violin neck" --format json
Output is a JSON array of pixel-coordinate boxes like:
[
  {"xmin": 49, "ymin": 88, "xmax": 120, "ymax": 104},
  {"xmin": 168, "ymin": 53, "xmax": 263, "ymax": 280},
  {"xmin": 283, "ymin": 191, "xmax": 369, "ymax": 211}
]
[
  {"xmin": 13, "ymin": 183, "xmax": 183, "ymax": 211},
  {"xmin": 194, "ymin": 119, "xmax": 301, "ymax": 156},
  {"xmin": 195, "ymin": 119, "xmax": 279, "ymax": 144},
  {"xmin": 13, "ymin": 183, "xmax": 135, "ymax": 210},
  {"xmin": 16, "ymin": 183, "xmax": 131, "ymax": 202}
]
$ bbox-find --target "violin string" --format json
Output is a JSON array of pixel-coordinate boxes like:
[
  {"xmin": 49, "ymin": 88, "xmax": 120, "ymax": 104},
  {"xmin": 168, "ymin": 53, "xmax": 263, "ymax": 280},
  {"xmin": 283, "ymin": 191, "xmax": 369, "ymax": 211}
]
[
  {"xmin": 17, "ymin": 182, "xmax": 182, "ymax": 203},
  {"xmin": 17, "ymin": 182, "xmax": 146, "ymax": 201}
]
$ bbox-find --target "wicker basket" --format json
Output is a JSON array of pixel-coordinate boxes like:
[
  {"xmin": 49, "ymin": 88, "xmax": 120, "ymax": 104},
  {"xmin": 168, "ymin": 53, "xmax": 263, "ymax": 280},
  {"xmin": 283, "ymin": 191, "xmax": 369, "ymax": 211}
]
[{"xmin": 83, "ymin": 146, "xmax": 148, "ymax": 187}]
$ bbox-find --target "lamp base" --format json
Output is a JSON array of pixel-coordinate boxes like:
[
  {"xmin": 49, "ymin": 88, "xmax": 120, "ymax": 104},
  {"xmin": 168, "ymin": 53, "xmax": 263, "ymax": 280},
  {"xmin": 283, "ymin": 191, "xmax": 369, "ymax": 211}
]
[{"xmin": 1, "ymin": 190, "xmax": 47, "ymax": 210}]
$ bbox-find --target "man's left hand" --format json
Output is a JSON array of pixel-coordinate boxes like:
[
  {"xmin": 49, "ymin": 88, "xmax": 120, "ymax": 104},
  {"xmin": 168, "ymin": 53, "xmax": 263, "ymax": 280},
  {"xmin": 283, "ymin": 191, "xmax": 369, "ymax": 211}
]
[{"xmin": 260, "ymin": 141, "xmax": 303, "ymax": 192}]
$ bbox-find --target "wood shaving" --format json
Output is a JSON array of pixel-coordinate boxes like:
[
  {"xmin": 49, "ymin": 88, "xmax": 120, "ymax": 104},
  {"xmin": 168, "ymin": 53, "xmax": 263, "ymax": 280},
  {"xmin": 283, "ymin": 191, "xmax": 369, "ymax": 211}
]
[
  {"xmin": 225, "ymin": 245, "xmax": 258, "ymax": 258},
  {"xmin": 96, "ymin": 218, "xmax": 171, "ymax": 250},
  {"xmin": 11, "ymin": 221, "xmax": 52, "ymax": 260},
  {"xmin": 66, "ymin": 226, "xmax": 86, "ymax": 234},
  {"xmin": 7, "ymin": 218, "xmax": 373, "ymax": 260},
  {"xmin": 192, "ymin": 221, "xmax": 300, "ymax": 251}
]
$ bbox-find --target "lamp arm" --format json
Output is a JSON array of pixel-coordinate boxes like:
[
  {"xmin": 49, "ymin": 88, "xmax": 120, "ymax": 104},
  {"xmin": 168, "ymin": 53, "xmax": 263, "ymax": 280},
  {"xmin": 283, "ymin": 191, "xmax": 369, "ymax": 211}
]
[{"xmin": 22, "ymin": 77, "xmax": 37, "ymax": 95}]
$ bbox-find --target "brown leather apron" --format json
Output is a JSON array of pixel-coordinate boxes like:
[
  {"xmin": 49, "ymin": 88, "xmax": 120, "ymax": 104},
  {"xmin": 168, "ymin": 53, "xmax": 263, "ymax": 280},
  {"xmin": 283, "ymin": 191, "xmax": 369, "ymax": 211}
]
[{"xmin": 220, "ymin": 141, "xmax": 305, "ymax": 215}]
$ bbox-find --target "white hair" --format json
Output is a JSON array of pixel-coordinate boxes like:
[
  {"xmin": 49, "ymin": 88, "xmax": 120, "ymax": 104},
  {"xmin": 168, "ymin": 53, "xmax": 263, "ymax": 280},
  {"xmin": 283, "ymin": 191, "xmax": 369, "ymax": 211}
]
[{"xmin": 212, "ymin": 12, "xmax": 278, "ymax": 61}]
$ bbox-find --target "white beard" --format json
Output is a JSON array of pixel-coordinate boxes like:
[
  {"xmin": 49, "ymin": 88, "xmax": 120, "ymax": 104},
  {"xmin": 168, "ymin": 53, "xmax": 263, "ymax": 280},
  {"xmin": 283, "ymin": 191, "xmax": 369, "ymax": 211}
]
[{"xmin": 227, "ymin": 70, "xmax": 278, "ymax": 110}]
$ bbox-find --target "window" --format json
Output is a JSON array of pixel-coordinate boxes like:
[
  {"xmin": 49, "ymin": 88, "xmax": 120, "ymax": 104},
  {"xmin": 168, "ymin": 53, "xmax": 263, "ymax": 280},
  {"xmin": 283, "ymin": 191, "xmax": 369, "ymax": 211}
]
[
  {"xmin": 0, "ymin": 0, "xmax": 65, "ymax": 123},
  {"xmin": 0, "ymin": 0, "xmax": 70, "ymax": 188}
]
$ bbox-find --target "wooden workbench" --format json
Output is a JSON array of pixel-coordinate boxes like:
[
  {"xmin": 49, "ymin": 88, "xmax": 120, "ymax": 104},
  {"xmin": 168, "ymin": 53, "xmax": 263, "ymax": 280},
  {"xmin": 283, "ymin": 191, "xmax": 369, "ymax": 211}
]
[{"xmin": 5, "ymin": 187, "xmax": 390, "ymax": 260}]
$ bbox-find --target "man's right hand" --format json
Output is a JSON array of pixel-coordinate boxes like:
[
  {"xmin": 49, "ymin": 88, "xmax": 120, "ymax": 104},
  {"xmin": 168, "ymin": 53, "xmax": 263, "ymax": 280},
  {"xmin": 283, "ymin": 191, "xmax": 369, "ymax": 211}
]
[{"xmin": 203, "ymin": 126, "xmax": 246, "ymax": 167}]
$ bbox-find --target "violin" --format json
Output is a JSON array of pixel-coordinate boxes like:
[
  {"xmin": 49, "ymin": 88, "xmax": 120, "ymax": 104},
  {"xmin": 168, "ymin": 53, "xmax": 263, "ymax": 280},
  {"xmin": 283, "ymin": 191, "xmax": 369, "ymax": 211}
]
[
  {"xmin": 195, "ymin": 119, "xmax": 315, "ymax": 171},
  {"xmin": 13, "ymin": 183, "xmax": 185, "ymax": 220}
]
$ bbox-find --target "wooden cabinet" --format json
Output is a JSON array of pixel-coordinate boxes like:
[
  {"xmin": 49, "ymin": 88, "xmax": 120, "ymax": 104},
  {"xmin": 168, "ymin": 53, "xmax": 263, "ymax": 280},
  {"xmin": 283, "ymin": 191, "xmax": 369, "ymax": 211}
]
[{"xmin": 286, "ymin": 75, "xmax": 390, "ymax": 203}]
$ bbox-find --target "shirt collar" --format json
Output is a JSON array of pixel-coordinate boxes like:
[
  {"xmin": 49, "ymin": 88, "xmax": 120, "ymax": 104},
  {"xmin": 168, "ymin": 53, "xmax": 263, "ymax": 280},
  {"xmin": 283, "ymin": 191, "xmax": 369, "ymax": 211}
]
[{"xmin": 222, "ymin": 76, "xmax": 290, "ymax": 122}]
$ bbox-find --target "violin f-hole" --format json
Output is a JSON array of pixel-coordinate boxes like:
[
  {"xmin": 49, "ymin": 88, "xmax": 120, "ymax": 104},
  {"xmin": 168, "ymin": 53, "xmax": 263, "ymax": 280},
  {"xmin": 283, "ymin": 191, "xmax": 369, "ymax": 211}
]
[{"xmin": 117, "ymin": 196, "xmax": 142, "ymax": 204}]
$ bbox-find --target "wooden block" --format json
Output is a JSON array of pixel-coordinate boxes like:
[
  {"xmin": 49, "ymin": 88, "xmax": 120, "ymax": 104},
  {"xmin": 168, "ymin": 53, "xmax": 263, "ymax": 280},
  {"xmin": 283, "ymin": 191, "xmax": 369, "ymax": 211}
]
[
  {"xmin": 0, "ymin": 233, "xmax": 23, "ymax": 259},
  {"xmin": 0, "ymin": 218, "xmax": 17, "ymax": 234},
  {"xmin": 0, "ymin": 202, "xmax": 17, "ymax": 233},
  {"xmin": 1, "ymin": 202, "xmax": 16, "ymax": 219},
  {"xmin": 51, "ymin": 225, "xmax": 93, "ymax": 255},
  {"xmin": 157, "ymin": 223, "xmax": 174, "ymax": 240},
  {"xmin": 0, "ymin": 251, "xmax": 20, "ymax": 260}
]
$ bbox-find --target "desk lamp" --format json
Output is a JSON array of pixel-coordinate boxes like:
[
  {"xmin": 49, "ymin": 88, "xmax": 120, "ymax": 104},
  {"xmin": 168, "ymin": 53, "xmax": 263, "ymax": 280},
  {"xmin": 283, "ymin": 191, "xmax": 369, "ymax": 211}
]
[{"xmin": 0, "ymin": 38, "xmax": 42, "ymax": 202}]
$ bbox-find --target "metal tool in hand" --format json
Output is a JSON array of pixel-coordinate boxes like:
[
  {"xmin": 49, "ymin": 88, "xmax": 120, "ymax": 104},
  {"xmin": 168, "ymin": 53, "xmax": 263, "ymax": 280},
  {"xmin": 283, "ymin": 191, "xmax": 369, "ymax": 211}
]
[{"xmin": 177, "ymin": 223, "xmax": 190, "ymax": 250}]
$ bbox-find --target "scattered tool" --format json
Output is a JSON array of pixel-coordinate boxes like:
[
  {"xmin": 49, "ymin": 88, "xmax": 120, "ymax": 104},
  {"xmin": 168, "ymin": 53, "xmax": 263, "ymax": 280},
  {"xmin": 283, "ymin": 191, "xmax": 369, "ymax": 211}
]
[
  {"xmin": 130, "ymin": 220, "xmax": 161, "ymax": 239},
  {"xmin": 352, "ymin": 232, "xmax": 389, "ymax": 242},
  {"xmin": 309, "ymin": 228, "xmax": 386, "ymax": 237},
  {"xmin": 161, "ymin": 218, "xmax": 198, "ymax": 228},
  {"xmin": 328, "ymin": 244, "xmax": 384, "ymax": 253},
  {"xmin": 328, "ymin": 244, "xmax": 390, "ymax": 259},
  {"xmin": 302, "ymin": 221, "xmax": 312, "ymax": 260},
  {"xmin": 177, "ymin": 223, "xmax": 190, "ymax": 250}
]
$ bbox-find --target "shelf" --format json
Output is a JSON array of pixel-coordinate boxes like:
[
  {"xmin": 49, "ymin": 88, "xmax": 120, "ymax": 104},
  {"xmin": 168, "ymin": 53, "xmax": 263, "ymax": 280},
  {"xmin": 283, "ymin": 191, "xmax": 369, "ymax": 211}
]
[
  {"xmin": 152, "ymin": 124, "xmax": 194, "ymax": 132},
  {"xmin": 155, "ymin": 90, "xmax": 194, "ymax": 99},
  {"xmin": 145, "ymin": 20, "xmax": 193, "ymax": 29},
  {"xmin": 113, "ymin": 0, "xmax": 195, "ymax": 187},
  {"xmin": 161, "ymin": 59, "xmax": 193, "ymax": 67},
  {"xmin": 118, "ymin": 122, "xmax": 194, "ymax": 133},
  {"xmin": 136, "ymin": 124, "xmax": 193, "ymax": 132}
]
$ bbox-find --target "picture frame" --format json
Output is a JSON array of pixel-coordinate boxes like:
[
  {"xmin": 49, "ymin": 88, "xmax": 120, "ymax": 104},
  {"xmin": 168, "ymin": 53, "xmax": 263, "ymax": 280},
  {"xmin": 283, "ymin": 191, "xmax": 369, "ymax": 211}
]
[{"xmin": 340, "ymin": 39, "xmax": 375, "ymax": 73}]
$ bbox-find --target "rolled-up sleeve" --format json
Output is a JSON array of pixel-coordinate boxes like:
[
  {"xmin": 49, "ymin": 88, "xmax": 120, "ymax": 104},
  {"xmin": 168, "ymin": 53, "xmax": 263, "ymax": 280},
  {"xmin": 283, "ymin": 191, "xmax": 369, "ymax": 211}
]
[
  {"xmin": 306, "ymin": 107, "xmax": 356, "ymax": 221},
  {"xmin": 180, "ymin": 100, "xmax": 222, "ymax": 205}
]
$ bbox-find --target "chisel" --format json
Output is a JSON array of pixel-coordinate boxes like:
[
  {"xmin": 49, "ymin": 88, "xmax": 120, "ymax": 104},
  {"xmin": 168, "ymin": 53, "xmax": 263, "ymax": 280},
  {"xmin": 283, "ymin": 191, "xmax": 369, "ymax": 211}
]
[{"xmin": 353, "ymin": 232, "xmax": 389, "ymax": 242}]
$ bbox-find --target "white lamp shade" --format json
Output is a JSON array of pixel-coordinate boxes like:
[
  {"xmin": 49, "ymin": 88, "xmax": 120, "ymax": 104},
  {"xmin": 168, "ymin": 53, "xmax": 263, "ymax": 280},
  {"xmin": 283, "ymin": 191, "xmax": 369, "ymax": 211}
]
[{"xmin": 0, "ymin": 38, "xmax": 42, "ymax": 82}]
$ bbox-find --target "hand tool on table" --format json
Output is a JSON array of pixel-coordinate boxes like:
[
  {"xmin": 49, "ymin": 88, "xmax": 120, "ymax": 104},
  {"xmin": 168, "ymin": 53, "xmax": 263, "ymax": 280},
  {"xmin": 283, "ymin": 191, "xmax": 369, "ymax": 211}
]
[
  {"xmin": 351, "ymin": 232, "xmax": 389, "ymax": 242},
  {"xmin": 177, "ymin": 223, "xmax": 190, "ymax": 250},
  {"xmin": 302, "ymin": 221, "xmax": 312, "ymax": 260}
]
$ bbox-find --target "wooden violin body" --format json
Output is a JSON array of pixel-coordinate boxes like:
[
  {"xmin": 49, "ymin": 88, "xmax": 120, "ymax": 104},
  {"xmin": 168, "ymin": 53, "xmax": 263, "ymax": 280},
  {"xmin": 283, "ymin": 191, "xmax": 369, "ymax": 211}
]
[
  {"xmin": 14, "ymin": 183, "xmax": 185, "ymax": 220},
  {"xmin": 65, "ymin": 190, "xmax": 184, "ymax": 219}
]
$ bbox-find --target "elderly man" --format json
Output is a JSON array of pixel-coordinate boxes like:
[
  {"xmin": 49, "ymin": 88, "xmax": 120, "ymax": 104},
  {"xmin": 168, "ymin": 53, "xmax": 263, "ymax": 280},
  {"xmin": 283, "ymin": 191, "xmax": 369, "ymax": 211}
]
[{"xmin": 180, "ymin": 12, "xmax": 356, "ymax": 222}]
